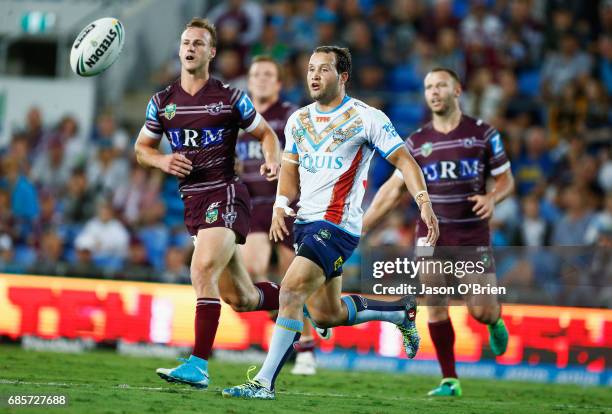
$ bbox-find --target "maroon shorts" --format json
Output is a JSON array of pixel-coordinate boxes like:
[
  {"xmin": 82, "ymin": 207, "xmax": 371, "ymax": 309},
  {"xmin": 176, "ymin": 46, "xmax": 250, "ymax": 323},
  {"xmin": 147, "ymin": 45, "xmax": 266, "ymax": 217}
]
[
  {"xmin": 182, "ymin": 182, "xmax": 251, "ymax": 244},
  {"xmin": 416, "ymin": 219, "xmax": 495, "ymax": 273},
  {"xmin": 250, "ymin": 201, "xmax": 295, "ymax": 250}
]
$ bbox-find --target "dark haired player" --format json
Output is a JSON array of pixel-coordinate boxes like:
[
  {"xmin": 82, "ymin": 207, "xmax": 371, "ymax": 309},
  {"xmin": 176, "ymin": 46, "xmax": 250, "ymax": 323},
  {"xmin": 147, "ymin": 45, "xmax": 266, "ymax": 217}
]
[
  {"xmin": 363, "ymin": 68, "xmax": 514, "ymax": 397},
  {"xmin": 238, "ymin": 55, "xmax": 323, "ymax": 376},
  {"xmin": 134, "ymin": 18, "xmax": 282, "ymax": 389},
  {"xmin": 223, "ymin": 46, "xmax": 438, "ymax": 400}
]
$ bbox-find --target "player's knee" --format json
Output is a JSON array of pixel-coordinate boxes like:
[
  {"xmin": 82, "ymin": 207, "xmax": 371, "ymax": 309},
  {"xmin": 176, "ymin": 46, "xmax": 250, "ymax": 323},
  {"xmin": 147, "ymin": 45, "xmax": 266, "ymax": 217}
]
[
  {"xmin": 428, "ymin": 306, "xmax": 449, "ymax": 322},
  {"xmin": 191, "ymin": 257, "xmax": 221, "ymax": 280},
  {"xmin": 469, "ymin": 305, "xmax": 498, "ymax": 325},
  {"xmin": 246, "ymin": 260, "xmax": 268, "ymax": 280},
  {"xmin": 278, "ymin": 284, "xmax": 306, "ymax": 311},
  {"xmin": 222, "ymin": 293, "xmax": 251, "ymax": 312}
]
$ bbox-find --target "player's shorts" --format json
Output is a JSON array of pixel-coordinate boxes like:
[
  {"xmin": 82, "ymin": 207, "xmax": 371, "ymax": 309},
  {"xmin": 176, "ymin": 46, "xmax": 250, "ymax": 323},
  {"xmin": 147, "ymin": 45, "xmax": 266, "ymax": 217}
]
[
  {"xmin": 250, "ymin": 201, "xmax": 295, "ymax": 250},
  {"xmin": 416, "ymin": 220, "xmax": 496, "ymax": 273},
  {"xmin": 182, "ymin": 182, "xmax": 251, "ymax": 244},
  {"xmin": 294, "ymin": 221, "xmax": 360, "ymax": 279}
]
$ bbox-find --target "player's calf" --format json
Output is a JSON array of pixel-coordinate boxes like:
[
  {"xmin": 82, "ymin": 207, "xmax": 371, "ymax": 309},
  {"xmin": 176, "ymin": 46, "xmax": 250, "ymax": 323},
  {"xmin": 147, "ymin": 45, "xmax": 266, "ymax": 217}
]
[
  {"xmin": 468, "ymin": 304, "xmax": 500, "ymax": 325},
  {"xmin": 341, "ymin": 294, "xmax": 420, "ymax": 358},
  {"xmin": 468, "ymin": 304, "xmax": 507, "ymax": 356}
]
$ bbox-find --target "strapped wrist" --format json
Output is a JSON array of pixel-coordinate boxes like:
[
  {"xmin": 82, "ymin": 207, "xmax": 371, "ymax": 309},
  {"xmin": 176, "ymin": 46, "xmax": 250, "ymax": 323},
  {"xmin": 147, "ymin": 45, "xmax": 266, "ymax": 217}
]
[{"xmin": 274, "ymin": 195, "xmax": 290, "ymax": 209}]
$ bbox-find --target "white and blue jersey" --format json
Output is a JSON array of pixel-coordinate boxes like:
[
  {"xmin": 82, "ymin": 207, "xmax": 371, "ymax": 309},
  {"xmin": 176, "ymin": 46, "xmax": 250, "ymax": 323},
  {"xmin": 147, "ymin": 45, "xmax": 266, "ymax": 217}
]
[{"xmin": 284, "ymin": 96, "xmax": 405, "ymax": 236}]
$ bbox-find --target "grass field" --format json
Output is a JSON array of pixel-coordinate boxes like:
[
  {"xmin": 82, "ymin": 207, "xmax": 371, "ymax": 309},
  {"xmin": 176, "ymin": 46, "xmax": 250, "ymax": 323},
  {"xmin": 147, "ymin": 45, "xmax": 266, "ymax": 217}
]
[{"xmin": 0, "ymin": 345, "xmax": 610, "ymax": 414}]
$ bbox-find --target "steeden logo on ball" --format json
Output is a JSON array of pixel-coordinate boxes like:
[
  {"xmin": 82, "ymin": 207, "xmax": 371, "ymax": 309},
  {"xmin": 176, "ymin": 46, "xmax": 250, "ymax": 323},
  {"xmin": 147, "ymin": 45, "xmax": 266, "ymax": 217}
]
[{"xmin": 70, "ymin": 17, "xmax": 125, "ymax": 77}]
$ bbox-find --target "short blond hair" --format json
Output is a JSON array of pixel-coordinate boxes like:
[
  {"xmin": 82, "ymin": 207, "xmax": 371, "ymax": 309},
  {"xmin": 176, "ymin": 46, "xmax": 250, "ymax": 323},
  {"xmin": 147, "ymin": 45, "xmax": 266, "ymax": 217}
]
[{"xmin": 185, "ymin": 17, "xmax": 217, "ymax": 47}]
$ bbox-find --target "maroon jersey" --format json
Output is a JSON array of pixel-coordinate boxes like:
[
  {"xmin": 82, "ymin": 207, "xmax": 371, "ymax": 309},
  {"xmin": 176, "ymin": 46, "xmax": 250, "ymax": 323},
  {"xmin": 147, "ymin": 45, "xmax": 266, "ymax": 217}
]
[
  {"xmin": 141, "ymin": 77, "xmax": 261, "ymax": 194},
  {"xmin": 401, "ymin": 115, "xmax": 510, "ymax": 225},
  {"xmin": 237, "ymin": 100, "xmax": 296, "ymax": 205}
]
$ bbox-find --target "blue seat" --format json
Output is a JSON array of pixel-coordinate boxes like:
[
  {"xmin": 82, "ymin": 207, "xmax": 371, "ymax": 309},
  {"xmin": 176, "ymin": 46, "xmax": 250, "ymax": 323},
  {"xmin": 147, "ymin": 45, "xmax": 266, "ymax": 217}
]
[
  {"xmin": 162, "ymin": 178, "xmax": 184, "ymax": 227},
  {"xmin": 452, "ymin": 0, "xmax": 469, "ymax": 19},
  {"xmin": 387, "ymin": 102, "xmax": 425, "ymax": 137},
  {"xmin": 13, "ymin": 245, "xmax": 37, "ymax": 266},
  {"xmin": 138, "ymin": 226, "xmax": 170, "ymax": 271},
  {"xmin": 388, "ymin": 65, "xmax": 422, "ymax": 92},
  {"xmin": 518, "ymin": 70, "xmax": 541, "ymax": 97},
  {"xmin": 93, "ymin": 255, "xmax": 124, "ymax": 273}
]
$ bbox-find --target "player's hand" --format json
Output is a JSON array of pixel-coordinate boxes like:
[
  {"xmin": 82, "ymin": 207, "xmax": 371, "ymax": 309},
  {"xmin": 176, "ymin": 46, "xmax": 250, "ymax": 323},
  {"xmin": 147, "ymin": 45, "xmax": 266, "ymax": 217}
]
[
  {"xmin": 159, "ymin": 153, "xmax": 192, "ymax": 178},
  {"xmin": 420, "ymin": 202, "xmax": 439, "ymax": 246},
  {"xmin": 269, "ymin": 206, "xmax": 295, "ymax": 242},
  {"xmin": 468, "ymin": 194, "xmax": 495, "ymax": 219},
  {"xmin": 260, "ymin": 162, "xmax": 280, "ymax": 182}
]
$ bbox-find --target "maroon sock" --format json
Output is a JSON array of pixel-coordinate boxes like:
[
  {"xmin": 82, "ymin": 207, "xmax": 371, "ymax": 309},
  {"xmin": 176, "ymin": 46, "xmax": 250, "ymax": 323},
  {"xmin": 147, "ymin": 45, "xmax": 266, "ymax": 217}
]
[
  {"xmin": 192, "ymin": 298, "xmax": 221, "ymax": 360},
  {"xmin": 254, "ymin": 282, "xmax": 280, "ymax": 311},
  {"xmin": 293, "ymin": 339, "xmax": 316, "ymax": 353},
  {"xmin": 428, "ymin": 319, "xmax": 458, "ymax": 378}
]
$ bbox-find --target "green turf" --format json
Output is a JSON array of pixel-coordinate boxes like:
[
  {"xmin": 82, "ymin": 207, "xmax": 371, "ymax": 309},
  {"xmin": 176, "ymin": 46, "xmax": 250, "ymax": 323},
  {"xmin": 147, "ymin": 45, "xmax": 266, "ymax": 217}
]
[{"xmin": 0, "ymin": 345, "xmax": 609, "ymax": 414}]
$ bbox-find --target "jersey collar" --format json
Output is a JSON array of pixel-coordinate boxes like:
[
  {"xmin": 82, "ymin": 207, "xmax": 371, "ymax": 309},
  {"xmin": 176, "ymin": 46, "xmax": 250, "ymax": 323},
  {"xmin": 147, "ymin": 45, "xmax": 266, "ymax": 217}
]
[{"xmin": 314, "ymin": 95, "xmax": 351, "ymax": 114}]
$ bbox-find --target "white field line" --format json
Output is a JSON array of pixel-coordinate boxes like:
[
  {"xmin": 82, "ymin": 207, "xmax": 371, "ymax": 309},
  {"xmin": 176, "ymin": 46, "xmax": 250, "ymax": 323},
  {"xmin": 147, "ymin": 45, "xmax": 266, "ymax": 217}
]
[{"xmin": 0, "ymin": 378, "xmax": 608, "ymax": 411}]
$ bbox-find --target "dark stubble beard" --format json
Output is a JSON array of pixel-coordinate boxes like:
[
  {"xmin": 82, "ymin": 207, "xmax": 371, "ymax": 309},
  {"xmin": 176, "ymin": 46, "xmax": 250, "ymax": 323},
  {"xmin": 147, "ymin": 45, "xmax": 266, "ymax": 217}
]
[
  {"xmin": 431, "ymin": 97, "xmax": 455, "ymax": 117},
  {"xmin": 311, "ymin": 78, "xmax": 340, "ymax": 104}
]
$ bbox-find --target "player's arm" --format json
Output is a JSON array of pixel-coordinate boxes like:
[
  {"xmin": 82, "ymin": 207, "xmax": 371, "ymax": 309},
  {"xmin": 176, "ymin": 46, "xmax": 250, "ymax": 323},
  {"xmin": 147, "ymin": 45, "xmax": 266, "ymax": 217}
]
[
  {"xmin": 269, "ymin": 152, "xmax": 299, "ymax": 242},
  {"xmin": 468, "ymin": 129, "xmax": 515, "ymax": 219},
  {"xmin": 468, "ymin": 169, "xmax": 514, "ymax": 219},
  {"xmin": 249, "ymin": 117, "xmax": 281, "ymax": 181},
  {"xmin": 385, "ymin": 147, "xmax": 439, "ymax": 245},
  {"xmin": 362, "ymin": 173, "xmax": 407, "ymax": 234},
  {"xmin": 134, "ymin": 131, "xmax": 192, "ymax": 178}
]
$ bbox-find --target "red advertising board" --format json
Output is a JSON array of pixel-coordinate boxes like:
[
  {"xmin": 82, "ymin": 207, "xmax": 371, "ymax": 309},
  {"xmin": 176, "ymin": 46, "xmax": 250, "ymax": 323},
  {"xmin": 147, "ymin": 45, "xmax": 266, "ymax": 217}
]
[{"xmin": 1, "ymin": 274, "xmax": 610, "ymax": 372}]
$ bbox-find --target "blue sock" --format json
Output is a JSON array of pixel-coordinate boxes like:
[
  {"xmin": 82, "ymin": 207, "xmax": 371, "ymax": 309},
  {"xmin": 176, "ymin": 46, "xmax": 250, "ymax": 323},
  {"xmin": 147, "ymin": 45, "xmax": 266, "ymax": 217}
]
[
  {"xmin": 187, "ymin": 354, "xmax": 208, "ymax": 371},
  {"xmin": 342, "ymin": 295, "xmax": 406, "ymax": 325},
  {"xmin": 254, "ymin": 317, "xmax": 303, "ymax": 390}
]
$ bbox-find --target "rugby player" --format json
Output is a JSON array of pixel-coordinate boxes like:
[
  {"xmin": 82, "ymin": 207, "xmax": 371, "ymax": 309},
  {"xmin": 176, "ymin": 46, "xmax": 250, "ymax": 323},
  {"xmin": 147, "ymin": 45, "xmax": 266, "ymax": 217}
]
[
  {"xmin": 222, "ymin": 46, "xmax": 439, "ymax": 400},
  {"xmin": 238, "ymin": 55, "xmax": 319, "ymax": 375},
  {"xmin": 363, "ymin": 67, "xmax": 514, "ymax": 396},
  {"xmin": 134, "ymin": 18, "xmax": 282, "ymax": 389}
]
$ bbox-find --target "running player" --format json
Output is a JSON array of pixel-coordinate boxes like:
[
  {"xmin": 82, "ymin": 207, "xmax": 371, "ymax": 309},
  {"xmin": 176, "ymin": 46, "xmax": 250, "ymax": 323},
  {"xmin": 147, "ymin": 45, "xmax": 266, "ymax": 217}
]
[
  {"xmin": 363, "ymin": 67, "xmax": 514, "ymax": 396},
  {"xmin": 237, "ymin": 55, "xmax": 318, "ymax": 375},
  {"xmin": 222, "ymin": 46, "xmax": 439, "ymax": 400},
  {"xmin": 134, "ymin": 18, "xmax": 282, "ymax": 389}
]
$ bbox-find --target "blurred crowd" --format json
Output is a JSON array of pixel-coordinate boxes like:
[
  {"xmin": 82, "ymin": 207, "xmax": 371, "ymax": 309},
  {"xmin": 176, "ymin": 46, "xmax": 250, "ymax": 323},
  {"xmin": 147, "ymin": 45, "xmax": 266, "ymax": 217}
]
[{"xmin": 0, "ymin": 0, "xmax": 610, "ymax": 304}]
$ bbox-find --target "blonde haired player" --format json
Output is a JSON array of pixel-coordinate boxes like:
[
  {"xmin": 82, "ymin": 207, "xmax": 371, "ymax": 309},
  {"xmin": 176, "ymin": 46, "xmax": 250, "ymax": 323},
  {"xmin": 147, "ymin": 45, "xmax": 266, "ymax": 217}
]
[{"xmin": 135, "ymin": 18, "xmax": 283, "ymax": 389}]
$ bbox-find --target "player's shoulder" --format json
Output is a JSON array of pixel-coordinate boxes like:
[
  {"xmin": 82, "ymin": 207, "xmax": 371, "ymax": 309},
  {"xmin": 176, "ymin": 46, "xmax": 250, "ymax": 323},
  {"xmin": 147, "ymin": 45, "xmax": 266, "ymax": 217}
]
[
  {"xmin": 286, "ymin": 102, "xmax": 313, "ymax": 124},
  {"xmin": 280, "ymin": 100, "xmax": 299, "ymax": 117},
  {"xmin": 406, "ymin": 122, "xmax": 433, "ymax": 145},
  {"xmin": 207, "ymin": 77, "xmax": 246, "ymax": 104},
  {"xmin": 150, "ymin": 79, "xmax": 179, "ymax": 106},
  {"xmin": 349, "ymin": 97, "xmax": 380, "ymax": 117},
  {"xmin": 281, "ymin": 100, "xmax": 298, "ymax": 111},
  {"xmin": 347, "ymin": 98, "xmax": 392, "ymax": 128},
  {"xmin": 461, "ymin": 115, "xmax": 497, "ymax": 140}
]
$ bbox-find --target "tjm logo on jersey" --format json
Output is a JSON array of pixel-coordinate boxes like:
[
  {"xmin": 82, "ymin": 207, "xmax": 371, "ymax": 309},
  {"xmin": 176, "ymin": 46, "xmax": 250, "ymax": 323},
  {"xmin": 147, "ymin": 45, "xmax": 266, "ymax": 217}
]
[
  {"xmin": 422, "ymin": 159, "xmax": 480, "ymax": 181},
  {"xmin": 299, "ymin": 153, "xmax": 344, "ymax": 173},
  {"xmin": 167, "ymin": 128, "xmax": 224, "ymax": 149}
]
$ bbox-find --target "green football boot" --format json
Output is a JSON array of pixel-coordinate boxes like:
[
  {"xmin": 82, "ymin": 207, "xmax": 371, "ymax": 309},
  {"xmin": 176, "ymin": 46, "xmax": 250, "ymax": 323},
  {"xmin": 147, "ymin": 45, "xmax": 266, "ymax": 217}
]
[
  {"xmin": 488, "ymin": 318, "xmax": 509, "ymax": 356},
  {"xmin": 427, "ymin": 378, "xmax": 462, "ymax": 397}
]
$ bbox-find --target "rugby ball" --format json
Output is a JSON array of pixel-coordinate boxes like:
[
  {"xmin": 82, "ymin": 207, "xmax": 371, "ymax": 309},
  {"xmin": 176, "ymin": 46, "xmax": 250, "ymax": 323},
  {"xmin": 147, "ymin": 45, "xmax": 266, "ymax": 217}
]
[{"xmin": 70, "ymin": 17, "xmax": 125, "ymax": 77}]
